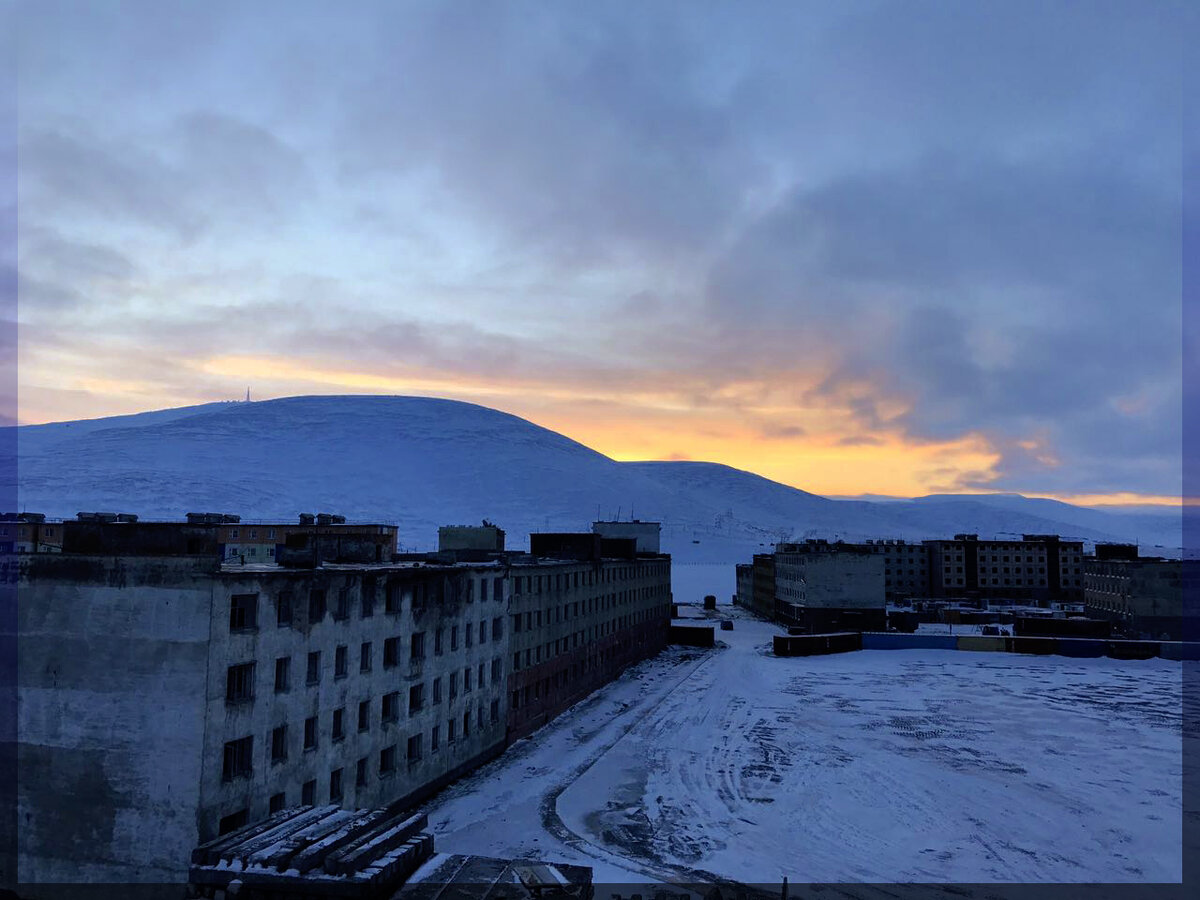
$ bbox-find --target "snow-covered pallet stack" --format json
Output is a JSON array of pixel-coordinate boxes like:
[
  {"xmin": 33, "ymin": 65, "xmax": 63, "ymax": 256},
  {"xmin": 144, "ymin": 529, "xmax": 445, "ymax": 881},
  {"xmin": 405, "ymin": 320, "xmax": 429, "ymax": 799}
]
[{"xmin": 187, "ymin": 806, "xmax": 434, "ymax": 899}]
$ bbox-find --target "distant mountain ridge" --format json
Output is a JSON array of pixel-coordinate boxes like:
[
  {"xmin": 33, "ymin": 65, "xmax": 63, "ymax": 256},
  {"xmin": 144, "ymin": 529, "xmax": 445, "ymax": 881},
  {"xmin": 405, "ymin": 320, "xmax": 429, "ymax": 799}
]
[{"xmin": 11, "ymin": 394, "xmax": 1183, "ymax": 559}]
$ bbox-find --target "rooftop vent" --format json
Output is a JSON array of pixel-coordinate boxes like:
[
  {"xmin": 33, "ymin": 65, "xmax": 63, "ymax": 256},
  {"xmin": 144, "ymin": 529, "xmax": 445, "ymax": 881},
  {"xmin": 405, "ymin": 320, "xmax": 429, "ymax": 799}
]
[{"xmin": 299, "ymin": 513, "xmax": 315, "ymax": 526}]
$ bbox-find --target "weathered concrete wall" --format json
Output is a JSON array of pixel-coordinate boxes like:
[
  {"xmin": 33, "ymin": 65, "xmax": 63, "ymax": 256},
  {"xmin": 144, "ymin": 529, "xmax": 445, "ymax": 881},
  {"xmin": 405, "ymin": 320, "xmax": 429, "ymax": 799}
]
[
  {"xmin": 197, "ymin": 564, "xmax": 510, "ymax": 841},
  {"xmin": 17, "ymin": 555, "xmax": 216, "ymax": 886},
  {"xmin": 775, "ymin": 552, "xmax": 884, "ymax": 610}
]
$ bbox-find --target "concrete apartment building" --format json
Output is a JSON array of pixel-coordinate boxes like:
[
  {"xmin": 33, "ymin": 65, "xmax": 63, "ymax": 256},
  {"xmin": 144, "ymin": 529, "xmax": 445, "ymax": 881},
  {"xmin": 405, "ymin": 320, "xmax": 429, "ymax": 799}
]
[
  {"xmin": 858, "ymin": 539, "xmax": 929, "ymax": 599},
  {"xmin": 16, "ymin": 515, "xmax": 670, "ymax": 888},
  {"xmin": 1083, "ymin": 543, "xmax": 1185, "ymax": 640},
  {"xmin": 772, "ymin": 540, "xmax": 886, "ymax": 632},
  {"xmin": 508, "ymin": 528, "xmax": 671, "ymax": 739},
  {"xmin": 925, "ymin": 533, "xmax": 1085, "ymax": 601}
]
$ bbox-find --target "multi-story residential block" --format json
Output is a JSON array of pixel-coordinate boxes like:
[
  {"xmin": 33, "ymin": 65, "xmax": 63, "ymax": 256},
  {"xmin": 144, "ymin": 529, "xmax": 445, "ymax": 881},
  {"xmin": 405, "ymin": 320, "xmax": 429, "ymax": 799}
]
[
  {"xmin": 1083, "ymin": 545, "xmax": 1185, "ymax": 640},
  {"xmin": 507, "ymin": 534, "xmax": 671, "ymax": 739},
  {"xmin": 772, "ymin": 540, "xmax": 886, "ymax": 631},
  {"xmin": 16, "ymin": 515, "xmax": 671, "ymax": 889},
  {"xmin": 925, "ymin": 533, "xmax": 1085, "ymax": 601},
  {"xmin": 858, "ymin": 539, "xmax": 929, "ymax": 599}
]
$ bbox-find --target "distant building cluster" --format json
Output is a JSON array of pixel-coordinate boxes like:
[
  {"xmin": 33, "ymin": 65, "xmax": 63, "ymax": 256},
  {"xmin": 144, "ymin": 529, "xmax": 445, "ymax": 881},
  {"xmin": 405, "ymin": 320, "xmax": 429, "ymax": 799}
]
[
  {"xmin": 14, "ymin": 513, "xmax": 671, "ymax": 887},
  {"xmin": 736, "ymin": 534, "xmax": 1185, "ymax": 640}
]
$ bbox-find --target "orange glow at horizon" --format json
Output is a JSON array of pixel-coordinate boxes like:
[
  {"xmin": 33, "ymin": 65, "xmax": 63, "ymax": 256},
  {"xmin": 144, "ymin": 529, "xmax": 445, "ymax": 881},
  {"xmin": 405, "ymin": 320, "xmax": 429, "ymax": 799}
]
[{"xmin": 15, "ymin": 352, "xmax": 1184, "ymax": 510}]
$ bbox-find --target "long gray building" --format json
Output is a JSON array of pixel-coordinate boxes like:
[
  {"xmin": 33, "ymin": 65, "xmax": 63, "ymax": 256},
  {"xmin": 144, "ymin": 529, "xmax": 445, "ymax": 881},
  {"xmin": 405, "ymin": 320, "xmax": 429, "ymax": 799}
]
[{"xmin": 15, "ymin": 517, "xmax": 672, "ymax": 891}]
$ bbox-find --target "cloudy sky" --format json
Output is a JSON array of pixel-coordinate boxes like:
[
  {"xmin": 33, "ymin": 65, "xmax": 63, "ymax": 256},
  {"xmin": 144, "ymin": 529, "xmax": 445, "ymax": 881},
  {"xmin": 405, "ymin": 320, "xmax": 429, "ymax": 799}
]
[{"xmin": 13, "ymin": 0, "xmax": 1184, "ymax": 504}]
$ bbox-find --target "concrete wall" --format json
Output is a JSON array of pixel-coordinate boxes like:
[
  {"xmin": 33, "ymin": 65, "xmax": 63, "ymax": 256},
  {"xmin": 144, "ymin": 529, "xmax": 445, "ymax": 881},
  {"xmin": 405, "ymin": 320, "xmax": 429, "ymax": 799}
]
[
  {"xmin": 591, "ymin": 521, "xmax": 661, "ymax": 554},
  {"xmin": 197, "ymin": 564, "xmax": 510, "ymax": 843},
  {"xmin": 17, "ymin": 555, "xmax": 217, "ymax": 885},
  {"xmin": 774, "ymin": 551, "xmax": 884, "ymax": 610}
]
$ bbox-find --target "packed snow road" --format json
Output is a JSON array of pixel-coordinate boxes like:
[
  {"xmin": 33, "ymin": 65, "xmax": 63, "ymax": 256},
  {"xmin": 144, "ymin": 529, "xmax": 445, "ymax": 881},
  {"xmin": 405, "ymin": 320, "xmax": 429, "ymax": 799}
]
[{"xmin": 418, "ymin": 604, "xmax": 1183, "ymax": 887}]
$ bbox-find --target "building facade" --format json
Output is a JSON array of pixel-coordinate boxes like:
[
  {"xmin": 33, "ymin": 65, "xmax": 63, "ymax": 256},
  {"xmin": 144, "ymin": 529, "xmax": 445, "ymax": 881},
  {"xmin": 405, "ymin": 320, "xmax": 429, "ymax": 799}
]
[
  {"xmin": 772, "ymin": 541, "xmax": 886, "ymax": 631},
  {"xmin": 16, "ymin": 517, "xmax": 671, "ymax": 888},
  {"xmin": 1083, "ymin": 555, "xmax": 1184, "ymax": 640},
  {"xmin": 924, "ymin": 534, "xmax": 1085, "ymax": 602},
  {"xmin": 506, "ymin": 551, "xmax": 671, "ymax": 740}
]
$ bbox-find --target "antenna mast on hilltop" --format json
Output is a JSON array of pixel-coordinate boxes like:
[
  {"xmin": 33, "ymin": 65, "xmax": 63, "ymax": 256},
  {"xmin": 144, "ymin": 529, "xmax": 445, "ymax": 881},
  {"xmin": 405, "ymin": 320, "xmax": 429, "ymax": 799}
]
[{"xmin": 246, "ymin": 387, "xmax": 251, "ymax": 402}]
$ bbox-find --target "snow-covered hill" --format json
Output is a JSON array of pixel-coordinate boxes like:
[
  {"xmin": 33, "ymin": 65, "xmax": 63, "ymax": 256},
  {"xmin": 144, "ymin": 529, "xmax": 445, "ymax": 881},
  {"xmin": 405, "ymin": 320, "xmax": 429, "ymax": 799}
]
[{"xmin": 11, "ymin": 394, "xmax": 1183, "ymax": 558}]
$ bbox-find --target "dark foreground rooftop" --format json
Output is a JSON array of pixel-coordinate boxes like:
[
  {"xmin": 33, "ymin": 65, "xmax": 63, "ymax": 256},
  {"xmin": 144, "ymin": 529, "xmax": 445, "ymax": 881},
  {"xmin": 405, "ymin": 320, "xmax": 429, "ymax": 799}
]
[{"xmin": 188, "ymin": 805, "xmax": 592, "ymax": 900}]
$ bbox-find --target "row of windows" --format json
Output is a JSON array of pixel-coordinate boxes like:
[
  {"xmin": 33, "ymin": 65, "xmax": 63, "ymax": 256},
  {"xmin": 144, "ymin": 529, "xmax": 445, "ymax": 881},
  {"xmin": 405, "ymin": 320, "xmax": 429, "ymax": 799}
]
[
  {"xmin": 509, "ymin": 589, "xmax": 661, "ymax": 633},
  {"xmin": 511, "ymin": 608, "xmax": 664, "ymax": 670},
  {"xmin": 228, "ymin": 578, "xmax": 507, "ymax": 633},
  {"xmin": 220, "ymin": 702, "xmax": 504, "ymax": 832},
  {"xmin": 511, "ymin": 565, "xmax": 665, "ymax": 596},
  {"xmin": 223, "ymin": 683, "xmax": 505, "ymax": 782}
]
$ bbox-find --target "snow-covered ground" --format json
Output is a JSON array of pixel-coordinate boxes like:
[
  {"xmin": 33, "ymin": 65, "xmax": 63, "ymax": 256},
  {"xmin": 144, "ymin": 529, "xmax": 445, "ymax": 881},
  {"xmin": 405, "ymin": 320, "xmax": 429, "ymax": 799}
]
[{"xmin": 417, "ymin": 605, "xmax": 1184, "ymax": 887}]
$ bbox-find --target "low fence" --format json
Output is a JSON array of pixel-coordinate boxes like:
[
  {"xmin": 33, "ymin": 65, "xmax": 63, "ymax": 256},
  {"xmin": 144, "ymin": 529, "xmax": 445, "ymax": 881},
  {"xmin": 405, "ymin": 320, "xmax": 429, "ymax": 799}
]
[
  {"xmin": 849, "ymin": 631, "xmax": 1200, "ymax": 661},
  {"xmin": 669, "ymin": 624, "xmax": 715, "ymax": 648},
  {"xmin": 773, "ymin": 632, "xmax": 862, "ymax": 657}
]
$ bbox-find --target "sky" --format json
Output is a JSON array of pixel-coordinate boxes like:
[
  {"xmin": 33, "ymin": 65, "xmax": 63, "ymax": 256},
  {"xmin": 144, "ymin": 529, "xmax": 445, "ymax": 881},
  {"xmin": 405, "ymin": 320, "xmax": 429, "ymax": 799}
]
[{"xmin": 11, "ymin": 0, "xmax": 1186, "ymax": 504}]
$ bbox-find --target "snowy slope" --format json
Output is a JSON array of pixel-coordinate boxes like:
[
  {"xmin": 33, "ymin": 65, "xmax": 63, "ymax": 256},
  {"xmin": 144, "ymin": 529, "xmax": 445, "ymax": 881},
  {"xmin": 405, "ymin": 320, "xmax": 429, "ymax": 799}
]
[{"xmin": 13, "ymin": 394, "xmax": 1183, "ymax": 556}]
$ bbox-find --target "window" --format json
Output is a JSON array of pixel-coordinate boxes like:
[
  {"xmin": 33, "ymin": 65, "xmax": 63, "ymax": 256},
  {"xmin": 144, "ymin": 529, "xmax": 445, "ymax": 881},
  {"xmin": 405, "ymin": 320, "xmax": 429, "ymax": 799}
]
[
  {"xmin": 491, "ymin": 658, "xmax": 501, "ymax": 682},
  {"xmin": 226, "ymin": 662, "xmax": 255, "ymax": 704},
  {"xmin": 219, "ymin": 808, "xmax": 249, "ymax": 836},
  {"xmin": 490, "ymin": 699, "xmax": 500, "ymax": 723},
  {"xmin": 407, "ymin": 733, "xmax": 422, "ymax": 762},
  {"xmin": 384, "ymin": 637, "xmax": 399, "ymax": 668},
  {"xmin": 464, "ymin": 668, "xmax": 472, "ymax": 693},
  {"xmin": 513, "ymin": 651, "xmax": 521, "ymax": 671},
  {"xmin": 302, "ymin": 779, "xmax": 316, "ymax": 806},
  {"xmin": 409, "ymin": 683, "xmax": 425, "ymax": 714},
  {"xmin": 230, "ymin": 594, "xmax": 258, "ymax": 631},
  {"xmin": 274, "ymin": 657, "xmax": 291, "ymax": 693},
  {"xmin": 383, "ymin": 691, "xmax": 399, "ymax": 723},
  {"xmin": 447, "ymin": 718, "xmax": 456, "ymax": 743},
  {"xmin": 309, "ymin": 589, "xmax": 326, "ymax": 623},
  {"xmin": 335, "ymin": 645, "xmax": 348, "ymax": 679},
  {"xmin": 330, "ymin": 767, "xmax": 344, "ymax": 802},
  {"xmin": 493, "ymin": 617, "xmax": 502, "ymax": 640},
  {"xmin": 433, "ymin": 677, "xmax": 442, "ymax": 703},
  {"xmin": 463, "ymin": 711, "xmax": 470, "ymax": 738},
  {"xmin": 361, "ymin": 579, "xmax": 375, "ymax": 617},
  {"xmin": 467, "ymin": 579, "xmax": 474, "ymax": 603},
  {"xmin": 276, "ymin": 592, "xmax": 294, "ymax": 627},
  {"xmin": 380, "ymin": 745, "xmax": 396, "ymax": 775},
  {"xmin": 386, "ymin": 582, "xmax": 402, "ymax": 613},
  {"xmin": 334, "ymin": 587, "xmax": 350, "ymax": 621},
  {"xmin": 269, "ymin": 792, "xmax": 286, "ymax": 814},
  {"xmin": 306, "ymin": 651, "xmax": 321, "ymax": 685},
  {"xmin": 494, "ymin": 577, "xmax": 503, "ymax": 601},
  {"xmin": 465, "ymin": 624, "xmax": 473, "ymax": 648},
  {"xmin": 435, "ymin": 628, "xmax": 444, "ymax": 655},
  {"xmin": 358, "ymin": 699, "xmax": 370, "ymax": 732},
  {"xmin": 222, "ymin": 736, "xmax": 253, "ymax": 781},
  {"xmin": 449, "ymin": 672, "xmax": 458, "ymax": 701},
  {"xmin": 332, "ymin": 707, "xmax": 345, "ymax": 742},
  {"xmin": 304, "ymin": 716, "xmax": 318, "ymax": 750},
  {"xmin": 271, "ymin": 725, "xmax": 288, "ymax": 763},
  {"xmin": 480, "ymin": 578, "xmax": 489, "ymax": 602},
  {"xmin": 360, "ymin": 641, "xmax": 372, "ymax": 673},
  {"xmin": 478, "ymin": 662, "xmax": 485, "ymax": 687},
  {"xmin": 451, "ymin": 626, "xmax": 458, "ymax": 651},
  {"xmin": 411, "ymin": 632, "xmax": 425, "ymax": 660},
  {"xmin": 513, "ymin": 614, "xmax": 522, "ymax": 634},
  {"xmin": 432, "ymin": 724, "xmax": 440, "ymax": 751},
  {"xmin": 356, "ymin": 756, "xmax": 368, "ymax": 787},
  {"xmin": 479, "ymin": 621, "xmax": 487, "ymax": 644}
]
